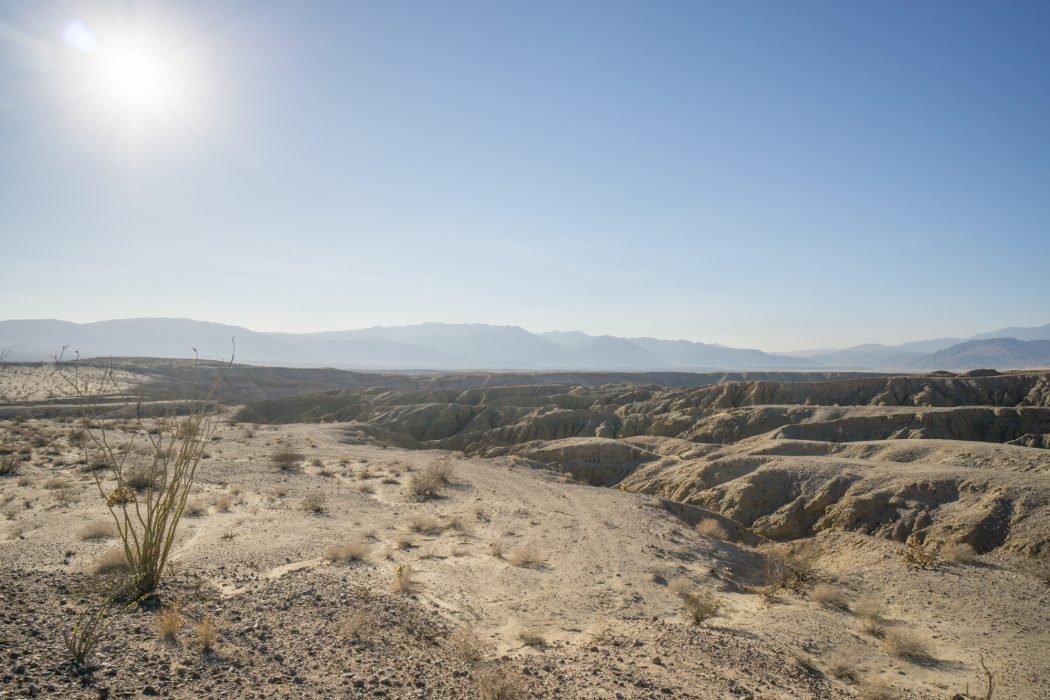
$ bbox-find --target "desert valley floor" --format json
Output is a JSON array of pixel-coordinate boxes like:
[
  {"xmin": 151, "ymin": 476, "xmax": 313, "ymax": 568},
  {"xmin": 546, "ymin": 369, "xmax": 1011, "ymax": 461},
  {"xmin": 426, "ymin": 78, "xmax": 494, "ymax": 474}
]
[{"xmin": 1, "ymin": 362, "xmax": 1049, "ymax": 699}]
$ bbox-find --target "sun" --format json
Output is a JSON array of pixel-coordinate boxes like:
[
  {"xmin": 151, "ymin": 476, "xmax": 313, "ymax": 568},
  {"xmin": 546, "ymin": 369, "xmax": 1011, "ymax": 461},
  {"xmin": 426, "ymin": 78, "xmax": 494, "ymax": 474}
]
[{"xmin": 98, "ymin": 47, "xmax": 177, "ymax": 112}]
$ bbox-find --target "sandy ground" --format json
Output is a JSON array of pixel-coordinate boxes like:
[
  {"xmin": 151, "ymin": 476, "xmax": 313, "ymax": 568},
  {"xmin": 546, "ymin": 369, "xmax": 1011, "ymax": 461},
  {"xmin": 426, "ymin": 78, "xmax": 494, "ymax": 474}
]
[{"xmin": 1, "ymin": 417, "xmax": 1047, "ymax": 698}]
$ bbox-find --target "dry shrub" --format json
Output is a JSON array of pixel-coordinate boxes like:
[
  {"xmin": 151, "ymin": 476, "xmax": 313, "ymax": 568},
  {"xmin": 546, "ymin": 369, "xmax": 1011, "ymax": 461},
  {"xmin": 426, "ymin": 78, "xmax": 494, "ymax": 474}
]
[
  {"xmin": 476, "ymin": 665, "xmax": 526, "ymax": 700},
  {"xmin": 518, "ymin": 629, "xmax": 546, "ymax": 648},
  {"xmin": 43, "ymin": 478, "xmax": 66, "ymax": 490},
  {"xmin": 854, "ymin": 597, "xmax": 887, "ymax": 638},
  {"xmin": 105, "ymin": 485, "xmax": 135, "ymax": 506},
  {"xmin": 451, "ymin": 544, "xmax": 469, "ymax": 557},
  {"xmin": 763, "ymin": 542, "xmax": 818, "ymax": 592},
  {"xmin": 326, "ymin": 541, "xmax": 370, "ymax": 564},
  {"xmin": 0, "ymin": 457, "xmax": 21, "ymax": 480},
  {"xmin": 857, "ymin": 681, "xmax": 899, "ymax": 700},
  {"xmin": 882, "ymin": 629, "xmax": 933, "ymax": 663},
  {"xmin": 184, "ymin": 501, "xmax": 208, "ymax": 517},
  {"xmin": 395, "ymin": 535, "xmax": 416, "ymax": 550},
  {"xmin": 391, "ymin": 563, "xmax": 420, "ymax": 594},
  {"xmin": 811, "ymin": 583, "xmax": 849, "ymax": 610},
  {"xmin": 271, "ymin": 449, "xmax": 304, "ymax": 472},
  {"xmin": 93, "ymin": 548, "xmax": 130, "ymax": 575},
  {"xmin": 406, "ymin": 469, "xmax": 443, "ymax": 501},
  {"xmin": 340, "ymin": 610, "xmax": 376, "ymax": 642},
  {"xmin": 682, "ymin": 589, "xmax": 723, "ymax": 626},
  {"xmin": 155, "ymin": 604, "xmax": 184, "ymax": 642},
  {"xmin": 695, "ymin": 518, "xmax": 729, "ymax": 541},
  {"xmin": 213, "ymin": 495, "xmax": 233, "ymax": 513},
  {"xmin": 79, "ymin": 522, "xmax": 117, "ymax": 541},
  {"xmin": 826, "ymin": 653, "xmax": 859, "ymax": 683},
  {"xmin": 356, "ymin": 482, "xmax": 375, "ymax": 494},
  {"xmin": 448, "ymin": 626, "xmax": 486, "ymax": 664},
  {"xmin": 1016, "ymin": 554, "xmax": 1050, "ymax": 585},
  {"xmin": 897, "ymin": 539, "xmax": 940, "ymax": 569},
  {"xmin": 444, "ymin": 514, "xmax": 466, "ymax": 531},
  {"xmin": 488, "ymin": 538, "xmax": 507, "ymax": 558},
  {"xmin": 668, "ymin": 576, "xmax": 692, "ymax": 598},
  {"xmin": 407, "ymin": 514, "xmax": 446, "ymax": 535},
  {"xmin": 301, "ymin": 492, "xmax": 327, "ymax": 514},
  {"xmin": 506, "ymin": 544, "xmax": 545, "ymax": 568},
  {"xmin": 195, "ymin": 615, "xmax": 217, "ymax": 652},
  {"xmin": 429, "ymin": 460, "xmax": 454, "ymax": 484},
  {"xmin": 124, "ymin": 467, "xmax": 156, "ymax": 491}
]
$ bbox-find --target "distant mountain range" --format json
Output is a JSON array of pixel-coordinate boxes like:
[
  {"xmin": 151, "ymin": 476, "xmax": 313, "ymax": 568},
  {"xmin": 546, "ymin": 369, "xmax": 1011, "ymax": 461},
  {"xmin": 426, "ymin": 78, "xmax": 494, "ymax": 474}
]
[{"xmin": 1, "ymin": 318, "xmax": 1049, "ymax": 371}]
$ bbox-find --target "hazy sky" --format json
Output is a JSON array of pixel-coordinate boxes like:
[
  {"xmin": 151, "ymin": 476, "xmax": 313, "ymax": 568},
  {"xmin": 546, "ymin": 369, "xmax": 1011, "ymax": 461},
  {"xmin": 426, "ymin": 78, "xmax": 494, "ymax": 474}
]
[{"xmin": 2, "ymin": 1, "xmax": 1048, "ymax": 351}]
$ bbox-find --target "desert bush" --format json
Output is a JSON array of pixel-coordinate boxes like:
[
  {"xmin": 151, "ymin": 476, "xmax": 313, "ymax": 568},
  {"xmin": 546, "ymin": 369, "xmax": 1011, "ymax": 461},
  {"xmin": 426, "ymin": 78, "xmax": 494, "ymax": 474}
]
[
  {"xmin": 882, "ymin": 629, "xmax": 933, "ymax": 663},
  {"xmin": 518, "ymin": 629, "xmax": 546, "ymax": 647},
  {"xmin": 93, "ymin": 548, "xmax": 130, "ymax": 575},
  {"xmin": 0, "ymin": 454, "xmax": 21, "ymax": 477},
  {"xmin": 668, "ymin": 576, "xmax": 692, "ymax": 598},
  {"xmin": 826, "ymin": 653, "xmax": 859, "ymax": 682},
  {"xmin": 407, "ymin": 514, "xmax": 446, "ymax": 535},
  {"xmin": 940, "ymin": 541, "xmax": 976, "ymax": 564},
  {"xmin": 79, "ymin": 522, "xmax": 117, "ymax": 541},
  {"xmin": 213, "ymin": 495, "xmax": 233, "ymax": 513},
  {"xmin": 301, "ymin": 492, "xmax": 327, "ymax": 514},
  {"xmin": 271, "ymin": 449, "xmax": 304, "ymax": 472},
  {"xmin": 155, "ymin": 604, "xmax": 184, "ymax": 642},
  {"xmin": 695, "ymin": 518, "xmax": 729, "ymax": 541},
  {"xmin": 897, "ymin": 539, "xmax": 940, "ymax": 570},
  {"xmin": 682, "ymin": 589, "xmax": 723, "ymax": 626},
  {"xmin": 406, "ymin": 470, "xmax": 443, "ymax": 501},
  {"xmin": 429, "ymin": 460, "xmax": 454, "ymax": 483},
  {"xmin": 856, "ymin": 681, "xmax": 899, "ymax": 700},
  {"xmin": 57, "ymin": 352, "xmax": 229, "ymax": 599},
  {"xmin": 811, "ymin": 583, "xmax": 849, "ymax": 610},
  {"xmin": 391, "ymin": 563, "xmax": 419, "ymax": 594},
  {"xmin": 763, "ymin": 543, "xmax": 818, "ymax": 592},
  {"xmin": 195, "ymin": 615, "xmax": 217, "ymax": 652},
  {"xmin": 124, "ymin": 467, "xmax": 156, "ymax": 491},
  {"xmin": 476, "ymin": 665, "xmax": 526, "ymax": 700},
  {"xmin": 1016, "ymin": 554, "xmax": 1050, "ymax": 585},
  {"xmin": 448, "ymin": 625, "xmax": 486, "ymax": 664},
  {"xmin": 184, "ymin": 501, "xmax": 208, "ymax": 517},
  {"xmin": 506, "ymin": 544, "xmax": 545, "ymax": 568},
  {"xmin": 325, "ymin": 541, "xmax": 370, "ymax": 564},
  {"xmin": 340, "ymin": 610, "xmax": 376, "ymax": 641},
  {"xmin": 488, "ymin": 538, "xmax": 507, "ymax": 558},
  {"xmin": 43, "ymin": 477, "xmax": 66, "ymax": 490}
]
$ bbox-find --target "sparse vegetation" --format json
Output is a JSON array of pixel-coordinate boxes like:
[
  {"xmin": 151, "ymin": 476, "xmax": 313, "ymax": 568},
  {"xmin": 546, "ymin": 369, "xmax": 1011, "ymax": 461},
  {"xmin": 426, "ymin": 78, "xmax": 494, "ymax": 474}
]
[
  {"xmin": 301, "ymin": 492, "xmax": 328, "ymax": 513},
  {"xmin": 340, "ymin": 610, "xmax": 376, "ymax": 641},
  {"xmin": 897, "ymin": 539, "xmax": 940, "ymax": 569},
  {"xmin": 93, "ymin": 547, "xmax": 130, "ymax": 575},
  {"xmin": 811, "ymin": 583, "xmax": 849, "ymax": 610},
  {"xmin": 476, "ymin": 665, "xmax": 526, "ymax": 700},
  {"xmin": 406, "ymin": 469, "xmax": 443, "ymax": 501},
  {"xmin": 826, "ymin": 653, "xmax": 859, "ymax": 682},
  {"xmin": 682, "ymin": 588, "xmax": 723, "ymax": 626},
  {"xmin": 695, "ymin": 518, "xmax": 729, "ymax": 541},
  {"xmin": 448, "ymin": 625, "xmax": 486, "ymax": 664},
  {"xmin": 407, "ymin": 514, "xmax": 446, "ymax": 535},
  {"xmin": 391, "ymin": 563, "xmax": 420, "ymax": 594},
  {"xmin": 79, "ymin": 522, "xmax": 117, "ymax": 541},
  {"xmin": 488, "ymin": 538, "xmax": 507, "ymax": 558},
  {"xmin": 271, "ymin": 449, "xmax": 305, "ymax": 472},
  {"xmin": 518, "ymin": 629, "xmax": 546, "ymax": 647},
  {"xmin": 763, "ymin": 542, "xmax": 818, "ymax": 592},
  {"xmin": 506, "ymin": 544, "xmax": 545, "ymax": 568},
  {"xmin": 882, "ymin": 629, "xmax": 933, "ymax": 663},
  {"xmin": 155, "ymin": 603, "xmax": 184, "ymax": 642},
  {"xmin": 1016, "ymin": 554, "xmax": 1050, "ymax": 585},
  {"xmin": 195, "ymin": 615, "xmax": 217, "ymax": 652},
  {"xmin": 856, "ymin": 681, "xmax": 899, "ymax": 700},
  {"xmin": 325, "ymin": 541, "xmax": 370, "ymax": 563}
]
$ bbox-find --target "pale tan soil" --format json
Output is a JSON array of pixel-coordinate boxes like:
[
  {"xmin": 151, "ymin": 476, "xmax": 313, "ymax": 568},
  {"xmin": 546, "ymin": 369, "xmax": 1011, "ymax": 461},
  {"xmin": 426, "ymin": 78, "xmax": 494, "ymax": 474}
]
[
  {"xmin": 1, "ymin": 417, "xmax": 1046, "ymax": 698},
  {"xmin": 0, "ymin": 364, "xmax": 147, "ymax": 404}
]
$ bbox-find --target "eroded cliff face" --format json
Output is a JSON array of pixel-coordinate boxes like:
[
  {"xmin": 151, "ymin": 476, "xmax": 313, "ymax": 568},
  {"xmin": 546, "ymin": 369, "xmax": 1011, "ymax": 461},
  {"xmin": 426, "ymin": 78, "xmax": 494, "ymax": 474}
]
[{"xmin": 239, "ymin": 372, "xmax": 1050, "ymax": 554}]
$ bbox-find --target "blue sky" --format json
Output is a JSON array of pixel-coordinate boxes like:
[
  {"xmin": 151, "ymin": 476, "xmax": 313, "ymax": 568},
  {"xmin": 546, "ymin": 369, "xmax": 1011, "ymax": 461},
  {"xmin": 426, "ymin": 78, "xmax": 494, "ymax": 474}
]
[{"xmin": 2, "ymin": 1, "xmax": 1048, "ymax": 351}]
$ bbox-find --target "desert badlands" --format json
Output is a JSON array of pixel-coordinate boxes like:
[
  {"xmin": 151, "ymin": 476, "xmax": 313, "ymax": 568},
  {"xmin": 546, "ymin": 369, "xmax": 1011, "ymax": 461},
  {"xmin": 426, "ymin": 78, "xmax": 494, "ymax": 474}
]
[{"xmin": 0, "ymin": 360, "xmax": 1048, "ymax": 699}]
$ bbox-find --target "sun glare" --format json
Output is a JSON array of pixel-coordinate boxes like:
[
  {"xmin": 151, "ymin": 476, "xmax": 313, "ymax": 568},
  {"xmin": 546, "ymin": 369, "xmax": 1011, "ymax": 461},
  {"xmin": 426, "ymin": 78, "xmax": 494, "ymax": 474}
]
[{"xmin": 99, "ymin": 48, "xmax": 172, "ymax": 110}]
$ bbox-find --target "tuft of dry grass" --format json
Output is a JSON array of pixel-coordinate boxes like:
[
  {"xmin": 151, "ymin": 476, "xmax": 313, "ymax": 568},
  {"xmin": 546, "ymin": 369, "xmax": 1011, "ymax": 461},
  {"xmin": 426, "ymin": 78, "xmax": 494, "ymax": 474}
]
[
  {"xmin": 93, "ymin": 548, "xmax": 130, "ymax": 575},
  {"xmin": 811, "ymin": 583, "xmax": 850, "ymax": 610},
  {"xmin": 476, "ymin": 665, "xmax": 527, "ymax": 700},
  {"xmin": 391, "ymin": 563, "xmax": 420, "ymax": 594},
  {"xmin": 518, "ymin": 629, "xmax": 546, "ymax": 648},
  {"xmin": 213, "ymin": 495, "xmax": 233, "ymax": 513},
  {"xmin": 682, "ymin": 589, "xmax": 723, "ymax": 626},
  {"xmin": 184, "ymin": 501, "xmax": 208, "ymax": 517},
  {"xmin": 340, "ymin": 610, "xmax": 376, "ymax": 642},
  {"xmin": 826, "ymin": 653, "xmax": 860, "ymax": 683},
  {"xmin": 124, "ymin": 467, "xmax": 156, "ymax": 491},
  {"xmin": 0, "ymin": 455, "xmax": 22, "ymax": 477},
  {"xmin": 448, "ymin": 626, "xmax": 486, "ymax": 664},
  {"xmin": 407, "ymin": 514, "xmax": 446, "ymax": 535},
  {"xmin": 667, "ymin": 576, "xmax": 693, "ymax": 598},
  {"xmin": 79, "ymin": 522, "xmax": 117, "ymax": 541},
  {"xmin": 488, "ymin": 538, "xmax": 507, "ymax": 558},
  {"xmin": 940, "ymin": 541, "xmax": 977, "ymax": 564},
  {"xmin": 695, "ymin": 518, "xmax": 730, "ymax": 541},
  {"xmin": 897, "ymin": 539, "xmax": 940, "ymax": 569},
  {"xmin": 856, "ymin": 681, "xmax": 899, "ymax": 700},
  {"xmin": 155, "ymin": 604, "xmax": 184, "ymax": 642},
  {"xmin": 301, "ymin": 492, "xmax": 327, "ymax": 514},
  {"xmin": 505, "ymin": 544, "xmax": 545, "ymax": 568},
  {"xmin": 325, "ymin": 541, "xmax": 370, "ymax": 564},
  {"xmin": 1015, "ymin": 554, "xmax": 1050, "ymax": 585},
  {"xmin": 763, "ymin": 541, "xmax": 818, "ymax": 592},
  {"xmin": 882, "ymin": 629, "xmax": 933, "ymax": 663},
  {"xmin": 271, "ymin": 449, "xmax": 304, "ymax": 472},
  {"xmin": 429, "ymin": 460, "xmax": 454, "ymax": 483},
  {"xmin": 406, "ymin": 469, "xmax": 443, "ymax": 501},
  {"xmin": 195, "ymin": 615, "xmax": 217, "ymax": 653}
]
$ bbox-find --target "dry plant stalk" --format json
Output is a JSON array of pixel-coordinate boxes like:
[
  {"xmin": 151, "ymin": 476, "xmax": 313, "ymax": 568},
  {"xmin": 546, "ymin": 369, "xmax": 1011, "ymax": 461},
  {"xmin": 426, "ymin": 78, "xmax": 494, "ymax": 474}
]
[{"xmin": 57, "ymin": 348, "xmax": 232, "ymax": 598}]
